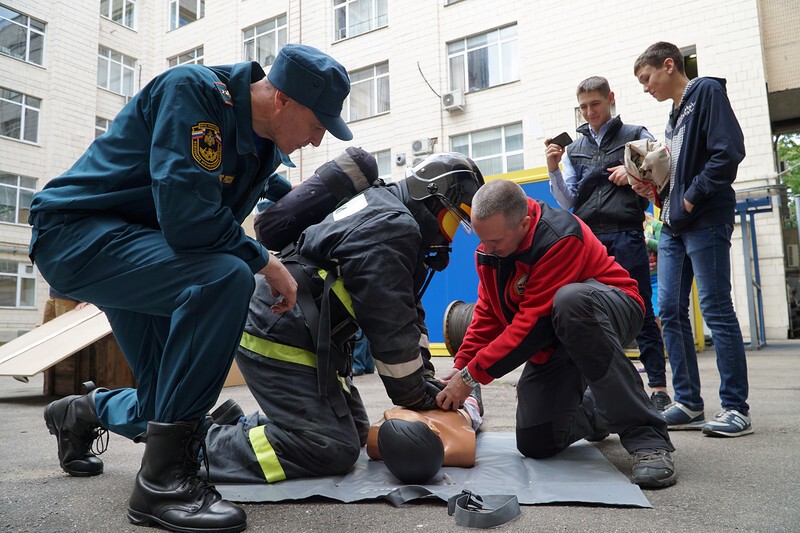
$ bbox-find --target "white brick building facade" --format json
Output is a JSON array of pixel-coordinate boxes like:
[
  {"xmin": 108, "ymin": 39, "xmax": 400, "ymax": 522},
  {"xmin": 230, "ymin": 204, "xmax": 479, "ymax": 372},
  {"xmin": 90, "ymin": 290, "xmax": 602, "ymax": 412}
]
[{"xmin": 0, "ymin": 0, "xmax": 789, "ymax": 342}]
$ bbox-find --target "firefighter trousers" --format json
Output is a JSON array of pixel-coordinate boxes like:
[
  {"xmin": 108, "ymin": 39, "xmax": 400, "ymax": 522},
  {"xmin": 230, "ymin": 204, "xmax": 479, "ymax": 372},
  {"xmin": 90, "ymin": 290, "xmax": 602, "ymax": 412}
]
[{"xmin": 205, "ymin": 343, "xmax": 370, "ymax": 483}]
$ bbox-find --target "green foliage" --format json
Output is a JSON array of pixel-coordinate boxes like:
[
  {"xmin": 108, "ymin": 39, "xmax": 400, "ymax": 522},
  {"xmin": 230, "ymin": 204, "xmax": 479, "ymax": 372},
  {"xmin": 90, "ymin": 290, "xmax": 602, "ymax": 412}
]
[{"xmin": 778, "ymin": 133, "xmax": 800, "ymax": 194}]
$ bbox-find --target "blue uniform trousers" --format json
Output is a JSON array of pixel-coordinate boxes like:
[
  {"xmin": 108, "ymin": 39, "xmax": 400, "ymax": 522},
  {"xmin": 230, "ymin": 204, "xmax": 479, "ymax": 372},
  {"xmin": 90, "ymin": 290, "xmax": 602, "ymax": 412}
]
[{"xmin": 30, "ymin": 212, "xmax": 256, "ymax": 439}]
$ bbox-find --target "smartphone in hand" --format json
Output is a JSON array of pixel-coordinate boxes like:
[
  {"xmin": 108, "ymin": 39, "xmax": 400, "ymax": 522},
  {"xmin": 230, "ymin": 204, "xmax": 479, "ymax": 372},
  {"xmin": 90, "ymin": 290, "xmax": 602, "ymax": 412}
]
[{"xmin": 547, "ymin": 131, "xmax": 573, "ymax": 148}]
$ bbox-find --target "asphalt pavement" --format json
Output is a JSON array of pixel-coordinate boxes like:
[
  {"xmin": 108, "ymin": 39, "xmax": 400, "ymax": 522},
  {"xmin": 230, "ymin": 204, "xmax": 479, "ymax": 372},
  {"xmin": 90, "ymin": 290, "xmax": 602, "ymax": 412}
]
[{"xmin": 1, "ymin": 341, "xmax": 799, "ymax": 532}]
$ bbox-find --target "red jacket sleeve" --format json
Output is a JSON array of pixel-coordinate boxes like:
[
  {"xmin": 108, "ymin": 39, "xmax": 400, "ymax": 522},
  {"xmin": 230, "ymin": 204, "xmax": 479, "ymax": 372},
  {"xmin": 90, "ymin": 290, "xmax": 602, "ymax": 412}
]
[{"xmin": 458, "ymin": 235, "xmax": 587, "ymax": 384}]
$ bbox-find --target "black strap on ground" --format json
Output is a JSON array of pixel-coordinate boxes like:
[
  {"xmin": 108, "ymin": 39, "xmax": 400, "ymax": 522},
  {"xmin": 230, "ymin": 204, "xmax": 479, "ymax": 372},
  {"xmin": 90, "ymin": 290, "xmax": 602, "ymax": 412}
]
[
  {"xmin": 384, "ymin": 487, "xmax": 519, "ymax": 528},
  {"xmin": 447, "ymin": 490, "xmax": 520, "ymax": 528},
  {"xmin": 384, "ymin": 486, "xmax": 437, "ymax": 507}
]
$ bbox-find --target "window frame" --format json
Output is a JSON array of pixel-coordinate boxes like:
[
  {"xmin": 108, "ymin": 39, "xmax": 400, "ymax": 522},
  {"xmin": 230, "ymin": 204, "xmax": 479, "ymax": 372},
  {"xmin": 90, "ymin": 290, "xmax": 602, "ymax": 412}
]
[
  {"xmin": 242, "ymin": 15, "xmax": 287, "ymax": 68},
  {"xmin": 100, "ymin": 0, "xmax": 137, "ymax": 30},
  {"xmin": 95, "ymin": 117, "xmax": 111, "ymax": 139},
  {"xmin": 344, "ymin": 61, "xmax": 390, "ymax": 122},
  {"xmin": 0, "ymin": 5, "xmax": 45, "ymax": 66},
  {"xmin": 0, "ymin": 259, "xmax": 36, "ymax": 308},
  {"xmin": 168, "ymin": 0, "xmax": 205, "ymax": 31},
  {"xmin": 371, "ymin": 149, "xmax": 393, "ymax": 182},
  {"xmin": 447, "ymin": 23, "xmax": 519, "ymax": 94},
  {"xmin": 168, "ymin": 45, "xmax": 204, "ymax": 68},
  {"xmin": 0, "ymin": 172, "xmax": 36, "ymax": 226},
  {"xmin": 0, "ymin": 87, "xmax": 41, "ymax": 143},
  {"xmin": 333, "ymin": 0, "xmax": 388, "ymax": 42},
  {"xmin": 450, "ymin": 122, "xmax": 524, "ymax": 177},
  {"xmin": 97, "ymin": 46, "xmax": 136, "ymax": 97}
]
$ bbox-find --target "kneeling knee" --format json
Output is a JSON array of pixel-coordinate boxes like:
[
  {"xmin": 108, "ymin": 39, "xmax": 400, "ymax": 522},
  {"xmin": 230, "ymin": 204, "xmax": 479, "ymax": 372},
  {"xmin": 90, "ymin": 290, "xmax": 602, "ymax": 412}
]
[
  {"xmin": 314, "ymin": 439, "xmax": 362, "ymax": 476},
  {"xmin": 516, "ymin": 423, "xmax": 564, "ymax": 459}
]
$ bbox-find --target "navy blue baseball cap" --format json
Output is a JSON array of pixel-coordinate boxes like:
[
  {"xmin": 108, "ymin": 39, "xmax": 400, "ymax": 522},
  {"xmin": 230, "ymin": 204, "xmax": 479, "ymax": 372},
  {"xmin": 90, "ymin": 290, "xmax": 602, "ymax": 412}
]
[{"xmin": 267, "ymin": 44, "xmax": 353, "ymax": 141}]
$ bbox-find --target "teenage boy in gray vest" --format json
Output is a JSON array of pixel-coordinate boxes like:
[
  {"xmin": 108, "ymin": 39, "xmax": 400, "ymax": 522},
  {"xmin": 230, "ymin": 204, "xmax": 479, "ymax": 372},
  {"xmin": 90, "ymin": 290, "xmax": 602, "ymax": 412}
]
[{"xmin": 545, "ymin": 76, "xmax": 669, "ymax": 411}]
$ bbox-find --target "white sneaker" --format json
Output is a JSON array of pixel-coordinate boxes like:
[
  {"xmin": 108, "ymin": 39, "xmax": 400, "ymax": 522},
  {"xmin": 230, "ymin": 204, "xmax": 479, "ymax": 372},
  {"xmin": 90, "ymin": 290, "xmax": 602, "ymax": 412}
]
[
  {"xmin": 702, "ymin": 409, "xmax": 754, "ymax": 437},
  {"xmin": 662, "ymin": 402, "xmax": 705, "ymax": 430}
]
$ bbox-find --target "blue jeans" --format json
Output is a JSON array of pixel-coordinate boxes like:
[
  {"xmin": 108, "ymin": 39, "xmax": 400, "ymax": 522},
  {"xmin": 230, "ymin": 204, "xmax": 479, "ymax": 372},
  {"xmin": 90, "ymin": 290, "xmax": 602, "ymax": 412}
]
[
  {"xmin": 657, "ymin": 224, "xmax": 749, "ymax": 413},
  {"xmin": 352, "ymin": 329, "xmax": 374, "ymax": 375}
]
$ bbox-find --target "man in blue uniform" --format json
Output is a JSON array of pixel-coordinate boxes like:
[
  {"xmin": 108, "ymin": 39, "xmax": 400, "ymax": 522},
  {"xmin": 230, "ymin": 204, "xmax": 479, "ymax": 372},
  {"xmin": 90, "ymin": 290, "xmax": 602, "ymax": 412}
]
[{"xmin": 31, "ymin": 44, "xmax": 352, "ymax": 533}]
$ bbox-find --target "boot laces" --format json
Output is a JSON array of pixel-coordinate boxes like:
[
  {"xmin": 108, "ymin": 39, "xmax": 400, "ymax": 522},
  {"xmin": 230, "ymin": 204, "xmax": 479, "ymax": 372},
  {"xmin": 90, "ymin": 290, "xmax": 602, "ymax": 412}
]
[
  {"xmin": 74, "ymin": 426, "xmax": 108, "ymax": 455},
  {"xmin": 178, "ymin": 432, "xmax": 216, "ymax": 496},
  {"xmin": 80, "ymin": 426, "xmax": 109, "ymax": 457}
]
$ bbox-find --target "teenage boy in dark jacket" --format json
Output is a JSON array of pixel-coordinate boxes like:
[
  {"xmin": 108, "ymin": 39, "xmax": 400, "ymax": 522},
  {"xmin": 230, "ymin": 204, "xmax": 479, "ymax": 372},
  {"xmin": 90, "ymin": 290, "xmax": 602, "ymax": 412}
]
[{"xmin": 633, "ymin": 41, "xmax": 752, "ymax": 437}]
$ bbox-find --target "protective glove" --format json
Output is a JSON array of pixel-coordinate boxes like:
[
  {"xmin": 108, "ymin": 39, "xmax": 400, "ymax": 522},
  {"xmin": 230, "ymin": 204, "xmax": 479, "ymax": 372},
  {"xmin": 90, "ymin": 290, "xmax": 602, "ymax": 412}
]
[{"xmin": 406, "ymin": 378, "xmax": 446, "ymax": 411}]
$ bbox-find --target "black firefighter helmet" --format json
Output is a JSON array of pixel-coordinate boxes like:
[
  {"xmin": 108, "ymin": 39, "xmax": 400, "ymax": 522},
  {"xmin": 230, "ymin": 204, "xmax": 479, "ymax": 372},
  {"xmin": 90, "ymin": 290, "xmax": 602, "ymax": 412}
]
[{"xmin": 404, "ymin": 152, "xmax": 484, "ymax": 242}]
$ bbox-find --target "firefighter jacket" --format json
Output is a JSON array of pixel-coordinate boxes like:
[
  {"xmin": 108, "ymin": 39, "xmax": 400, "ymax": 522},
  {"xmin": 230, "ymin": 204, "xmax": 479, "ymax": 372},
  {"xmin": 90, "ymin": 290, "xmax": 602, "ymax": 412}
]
[
  {"xmin": 30, "ymin": 61, "xmax": 292, "ymax": 274},
  {"xmin": 242, "ymin": 184, "xmax": 434, "ymax": 408},
  {"xmin": 454, "ymin": 198, "xmax": 645, "ymax": 384}
]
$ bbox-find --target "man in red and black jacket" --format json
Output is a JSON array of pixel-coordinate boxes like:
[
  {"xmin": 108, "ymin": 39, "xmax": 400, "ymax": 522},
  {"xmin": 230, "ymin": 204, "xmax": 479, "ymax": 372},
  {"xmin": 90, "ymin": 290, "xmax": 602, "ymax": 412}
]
[{"xmin": 437, "ymin": 179, "xmax": 676, "ymax": 489}]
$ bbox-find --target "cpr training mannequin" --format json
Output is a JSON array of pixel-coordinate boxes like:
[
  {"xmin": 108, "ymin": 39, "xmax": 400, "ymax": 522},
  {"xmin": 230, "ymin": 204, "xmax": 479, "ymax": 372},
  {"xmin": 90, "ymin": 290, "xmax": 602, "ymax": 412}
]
[{"xmin": 367, "ymin": 393, "xmax": 483, "ymax": 484}]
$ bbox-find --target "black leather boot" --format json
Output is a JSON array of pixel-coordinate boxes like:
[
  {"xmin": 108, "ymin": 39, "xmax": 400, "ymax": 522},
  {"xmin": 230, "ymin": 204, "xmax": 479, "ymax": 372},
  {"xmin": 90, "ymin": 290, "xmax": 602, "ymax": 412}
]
[
  {"xmin": 43, "ymin": 381, "xmax": 108, "ymax": 476},
  {"xmin": 127, "ymin": 420, "xmax": 247, "ymax": 533},
  {"xmin": 210, "ymin": 399, "xmax": 245, "ymax": 426}
]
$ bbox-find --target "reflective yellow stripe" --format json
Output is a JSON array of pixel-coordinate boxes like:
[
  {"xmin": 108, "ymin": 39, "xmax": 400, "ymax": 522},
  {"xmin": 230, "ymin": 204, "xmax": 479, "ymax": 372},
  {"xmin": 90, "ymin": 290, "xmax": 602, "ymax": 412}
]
[
  {"xmin": 240, "ymin": 331, "xmax": 317, "ymax": 368},
  {"xmin": 317, "ymin": 270, "xmax": 355, "ymax": 317},
  {"xmin": 240, "ymin": 332, "xmax": 350, "ymax": 393},
  {"xmin": 248, "ymin": 426, "xmax": 286, "ymax": 482},
  {"xmin": 374, "ymin": 354, "xmax": 424, "ymax": 378},
  {"xmin": 339, "ymin": 375, "xmax": 350, "ymax": 394}
]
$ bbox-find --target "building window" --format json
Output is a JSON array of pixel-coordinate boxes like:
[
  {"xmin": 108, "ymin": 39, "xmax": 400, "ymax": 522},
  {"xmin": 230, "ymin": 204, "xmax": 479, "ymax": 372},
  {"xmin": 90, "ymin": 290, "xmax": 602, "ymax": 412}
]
[
  {"xmin": 451, "ymin": 122, "xmax": 523, "ymax": 177},
  {"xmin": 345, "ymin": 62, "xmax": 389, "ymax": 122},
  {"xmin": 0, "ymin": 87, "xmax": 40, "ymax": 143},
  {"xmin": 95, "ymin": 117, "xmax": 110, "ymax": 138},
  {"xmin": 0, "ymin": 5, "xmax": 45, "ymax": 66},
  {"xmin": 0, "ymin": 172, "xmax": 35, "ymax": 225},
  {"xmin": 448, "ymin": 24, "xmax": 519, "ymax": 94},
  {"xmin": 372, "ymin": 149, "xmax": 393, "ymax": 182},
  {"xmin": 100, "ymin": 0, "xmax": 136, "ymax": 29},
  {"xmin": 575, "ymin": 103, "xmax": 615, "ymax": 130},
  {"xmin": 0, "ymin": 259, "xmax": 35, "ymax": 308},
  {"xmin": 97, "ymin": 46, "xmax": 135, "ymax": 96},
  {"xmin": 168, "ymin": 46, "xmax": 204, "ymax": 68},
  {"xmin": 243, "ymin": 15, "xmax": 287, "ymax": 68},
  {"xmin": 169, "ymin": 0, "xmax": 204, "ymax": 31},
  {"xmin": 333, "ymin": 0, "xmax": 388, "ymax": 42},
  {"xmin": 682, "ymin": 45, "xmax": 698, "ymax": 80}
]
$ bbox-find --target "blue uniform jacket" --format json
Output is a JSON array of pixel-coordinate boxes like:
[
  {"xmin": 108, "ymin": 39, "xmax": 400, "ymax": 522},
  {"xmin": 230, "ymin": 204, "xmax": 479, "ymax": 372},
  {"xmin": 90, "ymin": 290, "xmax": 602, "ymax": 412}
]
[{"xmin": 30, "ymin": 61, "xmax": 292, "ymax": 274}]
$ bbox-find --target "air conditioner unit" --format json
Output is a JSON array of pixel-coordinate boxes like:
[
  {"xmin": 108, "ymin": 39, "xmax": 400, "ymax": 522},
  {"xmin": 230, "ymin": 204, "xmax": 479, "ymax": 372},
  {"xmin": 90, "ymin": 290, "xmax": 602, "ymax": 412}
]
[
  {"xmin": 788, "ymin": 244, "xmax": 800, "ymax": 268},
  {"xmin": 411, "ymin": 138, "xmax": 434, "ymax": 155},
  {"xmin": 442, "ymin": 90, "xmax": 465, "ymax": 112}
]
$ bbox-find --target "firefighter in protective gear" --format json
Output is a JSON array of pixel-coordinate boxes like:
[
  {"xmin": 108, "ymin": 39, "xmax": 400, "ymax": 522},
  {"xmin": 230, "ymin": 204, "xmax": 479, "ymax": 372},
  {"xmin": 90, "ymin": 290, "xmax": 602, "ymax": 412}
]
[{"xmin": 204, "ymin": 152, "xmax": 484, "ymax": 483}]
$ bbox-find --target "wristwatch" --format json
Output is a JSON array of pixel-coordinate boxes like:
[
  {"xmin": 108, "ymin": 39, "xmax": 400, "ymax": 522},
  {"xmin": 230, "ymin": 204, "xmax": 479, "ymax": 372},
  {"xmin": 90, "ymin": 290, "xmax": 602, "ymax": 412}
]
[{"xmin": 460, "ymin": 366, "xmax": 478, "ymax": 388}]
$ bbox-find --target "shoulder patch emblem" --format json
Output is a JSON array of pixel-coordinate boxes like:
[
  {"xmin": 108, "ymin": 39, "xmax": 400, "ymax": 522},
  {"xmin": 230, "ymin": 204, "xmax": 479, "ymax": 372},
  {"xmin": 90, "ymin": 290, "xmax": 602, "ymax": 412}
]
[
  {"xmin": 214, "ymin": 82, "xmax": 233, "ymax": 107},
  {"xmin": 191, "ymin": 122, "xmax": 222, "ymax": 171},
  {"xmin": 513, "ymin": 273, "xmax": 529, "ymax": 296}
]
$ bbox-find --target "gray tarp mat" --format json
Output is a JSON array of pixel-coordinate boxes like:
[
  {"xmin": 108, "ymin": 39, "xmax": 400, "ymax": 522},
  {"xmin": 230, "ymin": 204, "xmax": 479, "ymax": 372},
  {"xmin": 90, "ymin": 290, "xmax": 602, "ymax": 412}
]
[{"xmin": 217, "ymin": 432, "xmax": 651, "ymax": 508}]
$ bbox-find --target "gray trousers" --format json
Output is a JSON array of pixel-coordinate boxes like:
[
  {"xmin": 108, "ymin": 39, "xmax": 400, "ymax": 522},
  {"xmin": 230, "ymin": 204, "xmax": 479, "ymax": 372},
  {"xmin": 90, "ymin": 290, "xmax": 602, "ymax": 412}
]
[
  {"xmin": 205, "ymin": 348, "xmax": 370, "ymax": 484},
  {"xmin": 515, "ymin": 280, "xmax": 673, "ymax": 457}
]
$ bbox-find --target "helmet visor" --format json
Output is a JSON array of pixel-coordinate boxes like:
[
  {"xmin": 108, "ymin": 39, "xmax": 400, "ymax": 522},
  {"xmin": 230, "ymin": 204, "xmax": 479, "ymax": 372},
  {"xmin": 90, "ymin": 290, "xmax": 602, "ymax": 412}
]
[{"xmin": 404, "ymin": 166, "xmax": 475, "ymax": 235}]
